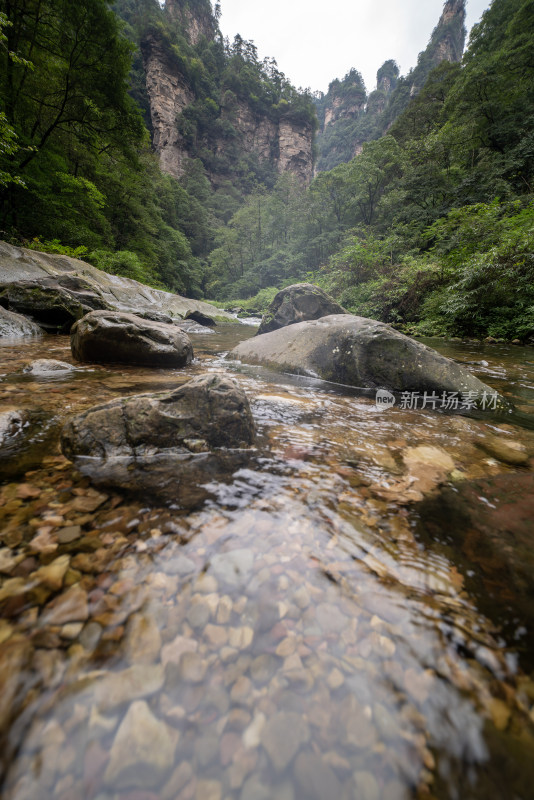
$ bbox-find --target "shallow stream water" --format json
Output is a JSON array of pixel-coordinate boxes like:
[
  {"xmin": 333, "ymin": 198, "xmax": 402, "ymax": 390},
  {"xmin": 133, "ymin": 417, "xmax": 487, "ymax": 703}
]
[{"xmin": 1, "ymin": 326, "xmax": 534, "ymax": 800}]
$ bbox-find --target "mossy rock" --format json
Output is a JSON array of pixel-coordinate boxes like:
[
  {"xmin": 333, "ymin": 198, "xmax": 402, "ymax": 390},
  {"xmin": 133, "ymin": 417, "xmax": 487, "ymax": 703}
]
[{"xmin": 256, "ymin": 283, "xmax": 347, "ymax": 336}]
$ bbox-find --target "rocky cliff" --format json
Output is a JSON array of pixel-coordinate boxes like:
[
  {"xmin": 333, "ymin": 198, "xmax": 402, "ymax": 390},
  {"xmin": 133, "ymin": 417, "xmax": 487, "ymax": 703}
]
[
  {"xmin": 315, "ymin": 0, "xmax": 466, "ymax": 172},
  {"xmin": 141, "ymin": 33, "xmax": 194, "ymax": 180},
  {"xmin": 165, "ymin": 0, "xmax": 216, "ymax": 45},
  {"xmin": 408, "ymin": 0, "xmax": 466, "ymax": 96},
  {"xmin": 214, "ymin": 99, "xmax": 314, "ymax": 186},
  {"xmin": 315, "ymin": 63, "xmax": 397, "ymax": 171},
  {"xmin": 140, "ymin": 0, "xmax": 314, "ymax": 185}
]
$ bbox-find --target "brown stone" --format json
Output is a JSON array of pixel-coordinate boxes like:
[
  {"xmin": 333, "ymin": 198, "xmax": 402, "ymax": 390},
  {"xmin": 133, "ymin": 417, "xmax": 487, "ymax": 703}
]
[
  {"xmin": 104, "ymin": 700, "xmax": 175, "ymax": 789},
  {"xmin": 42, "ymin": 585, "xmax": 89, "ymax": 626}
]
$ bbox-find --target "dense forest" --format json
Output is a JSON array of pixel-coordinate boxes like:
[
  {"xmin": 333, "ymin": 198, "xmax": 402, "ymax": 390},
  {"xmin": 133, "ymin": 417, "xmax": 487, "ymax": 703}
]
[
  {"xmin": 0, "ymin": 0, "xmax": 315, "ymax": 297},
  {"xmin": 0, "ymin": 0, "xmax": 533, "ymax": 339}
]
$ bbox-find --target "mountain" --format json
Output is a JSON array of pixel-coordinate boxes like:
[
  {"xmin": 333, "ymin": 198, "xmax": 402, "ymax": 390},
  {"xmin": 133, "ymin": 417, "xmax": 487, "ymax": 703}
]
[
  {"xmin": 122, "ymin": 0, "xmax": 316, "ymax": 188},
  {"xmin": 315, "ymin": 0, "xmax": 467, "ymax": 171}
]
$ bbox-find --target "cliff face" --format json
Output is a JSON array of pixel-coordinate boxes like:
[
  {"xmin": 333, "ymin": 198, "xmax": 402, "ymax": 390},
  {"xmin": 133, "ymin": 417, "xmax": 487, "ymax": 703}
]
[
  {"xmin": 277, "ymin": 119, "xmax": 314, "ymax": 183},
  {"xmin": 142, "ymin": 34, "xmax": 194, "ymax": 180},
  {"xmin": 315, "ymin": 0, "xmax": 466, "ymax": 172},
  {"xmin": 324, "ymin": 96, "xmax": 365, "ymax": 128},
  {"xmin": 141, "ymin": 2, "xmax": 315, "ymax": 185},
  {"xmin": 165, "ymin": 0, "xmax": 215, "ymax": 45},
  {"xmin": 216, "ymin": 102, "xmax": 313, "ymax": 185},
  {"xmin": 409, "ymin": 0, "xmax": 466, "ymax": 95},
  {"xmin": 314, "ymin": 65, "xmax": 395, "ymax": 172}
]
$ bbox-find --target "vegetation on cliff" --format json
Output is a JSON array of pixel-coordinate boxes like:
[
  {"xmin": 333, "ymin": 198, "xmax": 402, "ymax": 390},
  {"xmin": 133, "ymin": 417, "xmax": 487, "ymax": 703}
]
[
  {"xmin": 210, "ymin": 0, "xmax": 534, "ymax": 340},
  {"xmin": 0, "ymin": 0, "xmax": 315, "ymax": 296},
  {"xmin": 315, "ymin": 0, "xmax": 466, "ymax": 172}
]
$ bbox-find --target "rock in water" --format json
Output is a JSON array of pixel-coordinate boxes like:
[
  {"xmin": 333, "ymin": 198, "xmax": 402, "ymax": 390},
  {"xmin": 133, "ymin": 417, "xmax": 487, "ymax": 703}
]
[
  {"xmin": 256, "ymin": 283, "xmax": 347, "ymax": 336},
  {"xmin": 60, "ymin": 374, "xmax": 255, "ymax": 506},
  {"xmin": 23, "ymin": 359, "xmax": 76, "ymax": 377},
  {"xmin": 0, "ymin": 306, "xmax": 42, "ymax": 338},
  {"xmin": 104, "ymin": 700, "xmax": 175, "ymax": 789},
  {"xmin": 185, "ymin": 310, "xmax": 217, "ymax": 327},
  {"xmin": 0, "ymin": 240, "xmax": 233, "ymax": 324},
  {"xmin": 232, "ymin": 314, "xmax": 503, "ymax": 402},
  {"xmin": 71, "ymin": 310, "xmax": 193, "ymax": 368},
  {"xmin": 139, "ymin": 310, "xmax": 175, "ymax": 324},
  {"xmin": 417, "ymin": 473, "xmax": 534, "ymax": 657},
  {"xmin": 0, "ymin": 408, "xmax": 58, "ymax": 480}
]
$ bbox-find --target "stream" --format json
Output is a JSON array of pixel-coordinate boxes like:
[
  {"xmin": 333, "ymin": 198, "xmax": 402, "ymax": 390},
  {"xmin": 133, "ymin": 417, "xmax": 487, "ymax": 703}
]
[{"xmin": 0, "ymin": 325, "xmax": 534, "ymax": 800}]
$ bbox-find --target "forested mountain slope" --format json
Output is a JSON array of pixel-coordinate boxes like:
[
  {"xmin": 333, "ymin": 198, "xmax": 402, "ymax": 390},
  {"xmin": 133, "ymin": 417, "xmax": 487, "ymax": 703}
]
[
  {"xmin": 314, "ymin": 0, "xmax": 467, "ymax": 171},
  {"xmin": 209, "ymin": 0, "xmax": 534, "ymax": 341},
  {"xmin": 1, "ymin": 0, "xmax": 532, "ymax": 341}
]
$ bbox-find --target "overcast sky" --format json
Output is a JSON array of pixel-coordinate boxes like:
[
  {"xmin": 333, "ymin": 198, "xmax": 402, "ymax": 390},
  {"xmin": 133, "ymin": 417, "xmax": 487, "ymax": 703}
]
[{"xmin": 217, "ymin": 0, "xmax": 492, "ymax": 94}]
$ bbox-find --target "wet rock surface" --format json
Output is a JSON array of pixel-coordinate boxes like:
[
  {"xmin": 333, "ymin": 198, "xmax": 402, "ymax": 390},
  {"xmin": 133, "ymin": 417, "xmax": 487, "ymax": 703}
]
[
  {"xmin": 0, "ymin": 408, "xmax": 58, "ymax": 480},
  {"xmin": 71, "ymin": 310, "xmax": 194, "ymax": 368},
  {"xmin": 0, "ymin": 307, "xmax": 42, "ymax": 338},
  {"xmin": 417, "ymin": 471, "xmax": 534, "ymax": 650},
  {"xmin": 60, "ymin": 373, "xmax": 256, "ymax": 505},
  {"xmin": 234, "ymin": 314, "xmax": 504, "ymax": 401},
  {"xmin": 257, "ymin": 283, "xmax": 347, "ymax": 336},
  {"xmin": 476, "ymin": 433, "xmax": 530, "ymax": 465},
  {"xmin": 22, "ymin": 359, "xmax": 76, "ymax": 377},
  {"xmin": 104, "ymin": 700, "xmax": 176, "ymax": 788}
]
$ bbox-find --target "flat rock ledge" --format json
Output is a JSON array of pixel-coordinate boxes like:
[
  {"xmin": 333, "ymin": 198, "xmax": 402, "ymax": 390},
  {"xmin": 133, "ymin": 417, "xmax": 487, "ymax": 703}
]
[
  {"xmin": 60, "ymin": 374, "xmax": 256, "ymax": 507},
  {"xmin": 71, "ymin": 310, "xmax": 193, "ymax": 368},
  {"xmin": 231, "ymin": 314, "xmax": 505, "ymax": 405}
]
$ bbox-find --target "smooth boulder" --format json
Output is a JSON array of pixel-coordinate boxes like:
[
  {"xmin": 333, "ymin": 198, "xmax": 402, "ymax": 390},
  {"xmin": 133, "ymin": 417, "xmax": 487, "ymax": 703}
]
[
  {"xmin": 0, "ymin": 240, "xmax": 233, "ymax": 324},
  {"xmin": 257, "ymin": 283, "xmax": 347, "ymax": 336},
  {"xmin": 231, "ymin": 314, "xmax": 503, "ymax": 402},
  {"xmin": 71, "ymin": 310, "xmax": 193, "ymax": 368},
  {"xmin": 0, "ymin": 276, "xmax": 110, "ymax": 332},
  {"xmin": 23, "ymin": 359, "xmax": 76, "ymax": 377},
  {"xmin": 60, "ymin": 374, "xmax": 256, "ymax": 506},
  {"xmin": 0, "ymin": 306, "xmax": 42, "ymax": 338}
]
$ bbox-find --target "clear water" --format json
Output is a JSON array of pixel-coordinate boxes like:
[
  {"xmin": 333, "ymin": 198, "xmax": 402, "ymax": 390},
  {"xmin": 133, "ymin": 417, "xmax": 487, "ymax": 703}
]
[{"xmin": 0, "ymin": 328, "xmax": 533, "ymax": 800}]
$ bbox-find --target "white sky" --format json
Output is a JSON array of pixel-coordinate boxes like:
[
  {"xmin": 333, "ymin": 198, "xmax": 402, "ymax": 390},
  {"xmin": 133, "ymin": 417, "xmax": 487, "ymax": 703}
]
[{"xmin": 217, "ymin": 0, "xmax": 492, "ymax": 94}]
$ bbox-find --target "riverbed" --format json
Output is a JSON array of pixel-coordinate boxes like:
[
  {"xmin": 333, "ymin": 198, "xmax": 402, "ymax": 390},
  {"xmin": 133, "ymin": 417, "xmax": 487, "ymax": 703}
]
[{"xmin": 0, "ymin": 326, "xmax": 533, "ymax": 800}]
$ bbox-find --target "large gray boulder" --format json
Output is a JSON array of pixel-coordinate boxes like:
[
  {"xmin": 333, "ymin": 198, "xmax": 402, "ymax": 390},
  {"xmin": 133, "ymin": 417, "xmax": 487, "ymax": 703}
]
[
  {"xmin": 257, "ymin": 283, "xmax": 347, "ymax": 336},
  {"xmin": 0, "ymin": 306, "xmax": 42, "ymax": 338},
  {"xmin": 71, "ymin": 311, "xmax": 193, "ymax": 368},
  {"xmin": 231, "ymin": 315, "xmax": 503, "ymax": 402},
  {"xmin": 0, "ymin": 277, "xmax": 110, "ymax": 332},
  {"xmin": 61, "ymin": 374, "xmax": 256, "ymax": 506},
  {"xmin": 0, "ymin": 240, "xmax": 233, "ymax": 324}
]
